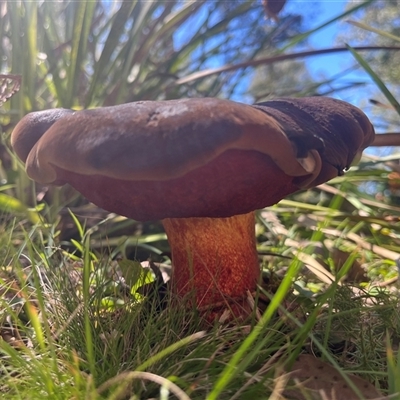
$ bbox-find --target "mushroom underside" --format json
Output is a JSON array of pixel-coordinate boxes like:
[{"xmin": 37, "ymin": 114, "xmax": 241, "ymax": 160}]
[
  {"xmin": 52, "ymin": 149, "xmax": 304, "ymax": 220},
  {"xmin": 51, "ymin": 149, "xmax": 304, "ymax": 307}
]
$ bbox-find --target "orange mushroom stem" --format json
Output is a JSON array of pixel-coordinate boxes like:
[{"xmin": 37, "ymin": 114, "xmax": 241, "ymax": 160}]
[{"xmin": 162, "ymin": 212, "xmax": 259, "ymax": 308}]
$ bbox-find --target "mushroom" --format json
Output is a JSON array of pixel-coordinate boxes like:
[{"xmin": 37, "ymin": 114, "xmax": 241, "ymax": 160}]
[{"xmin": 11, "ymin": 97, "xmax": 375, "ymax": 314}]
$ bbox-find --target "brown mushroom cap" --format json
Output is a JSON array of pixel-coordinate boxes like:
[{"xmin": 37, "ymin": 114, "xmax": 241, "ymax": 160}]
[
  {"xmin": 253, "ymin": 97, "xmax": 373, "ymax": 178},
  {"xmin": 11, "ymin": 108, "xmax": 74, "ymax": 162},
  {"xmin": 11, "ymin": 97, "xmax": 374, "ymax": 220}
]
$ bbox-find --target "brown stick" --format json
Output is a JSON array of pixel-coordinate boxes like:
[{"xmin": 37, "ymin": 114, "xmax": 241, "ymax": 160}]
[
  {"xmin": 174, "ymin": 46, "xmax": 400, "ymax": 85},
  {"xmin": 371, "ymin": 133, "xmax": 400, "ymax": 147}
]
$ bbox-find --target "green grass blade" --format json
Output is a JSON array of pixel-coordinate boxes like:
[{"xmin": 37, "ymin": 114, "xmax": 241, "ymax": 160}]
[
  {"xmin": 207, "ymin": 258, "xmax": 302, "ymax": 399},
  {"xmin": 0, "ymin": 193, "xmax": 40, "ymax": 224},
  {"xmin": 136, "ymin": 331, "xmax": 206, "ymax": 372},
  {"xmin": 387, "ymin": 334, "xmax": 400, "ymax": 395},
  {"xmin": 169, "ymin": 3, "xmax": 250, "ymax": 74},
  {"xmin": 68, "ymin": 209, "xmax": 85, "ymax": 239},
  {"xmin": 346, "ymin": 44, "xmax": 400, "ymax": 116},
  {"xmin": 281, "ymin": 0, "xmax": 377, "ymax": 51},
  {"xmin": 23, "ymin": 1, "xmax": 38, "ymax": 112},
  {"xmin": 347, "ymin": 20, "xmax": 400, "ymax": 42},
  {"xmin": 83, "ymin": 234, "xmax": 96, "ymax": 379},
  {"xmin": 41, "ymin": 2, "xmax": 67, "ymax": 105},
  {"xmin": 139, "ymin": 1, "xmax": 201, "ymax": 56},
  {"xmin": 85, "ymin": 1, "xmax": 137, "ymax": 107},
  {"xmin": 65, "ymin": 2, "xmax": 95, "ymax": 107}
]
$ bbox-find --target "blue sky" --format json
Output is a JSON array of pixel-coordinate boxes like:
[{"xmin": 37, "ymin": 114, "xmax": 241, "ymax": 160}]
[
  {"xmin": 306, "ymin": 1, "xmax": 347, "ymax": 77},
  {"xmin": 291, "ymin": 1, "xmax": 366, "ymax": 98},
  {"xmin": 286, "ymin": 1, "xmax": 378, "ymax": 108}
]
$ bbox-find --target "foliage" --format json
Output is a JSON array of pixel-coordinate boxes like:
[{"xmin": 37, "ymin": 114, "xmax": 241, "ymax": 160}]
[
  {"xmin": 0, "ymin": 0, "xmax": 309, "ymax": 114},
  {"xmin": 338, "ymin": 0, "xmax": 400, "ymax": 84},
  {"xmin": 336, "ymin": 0, "xmax": 400, "ymax": 134},
  {"xmin": 249, "ymin": 58, "xmax": 315, "ymax": 100},
  {"xmin": 0, "ymin": 0, "xmax": 400, "ymax": 399}
]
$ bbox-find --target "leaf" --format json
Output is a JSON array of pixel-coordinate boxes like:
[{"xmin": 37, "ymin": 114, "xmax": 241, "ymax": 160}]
[
  {"xmin": 0, "ymin": 193, "xmax": 40, "ymax": 224},
  {"xmin": 262, "ymin": 0, "xmax": 287, "ymax": 21},
  {"xmin": 284, "ymin": 354, "xmax": 385, "ymax": 400},
  {"xmin": 70, "ymin": 239, "xmax": 84, "ymax": 254},
  {"xmin": 0, "ymin": 74, "xmax": 21, "ymax": 107},
  {"xmin": 117, "ymin": 259, "xmax": 155, "ymax": 295},
  {"xmin": 330, "ymin": 247, "xmax": 368, "ymax": 283}
]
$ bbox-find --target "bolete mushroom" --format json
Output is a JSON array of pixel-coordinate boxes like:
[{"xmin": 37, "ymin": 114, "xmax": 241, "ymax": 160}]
[{"xmin": 11, "ymin": 97, "xmax": 375, "ymax": 313}]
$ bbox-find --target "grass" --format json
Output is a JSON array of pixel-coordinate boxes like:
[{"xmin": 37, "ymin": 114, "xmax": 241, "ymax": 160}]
[{"xmin": 1, "ymin": 192, "xmax": 400, "ymax": 399}]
